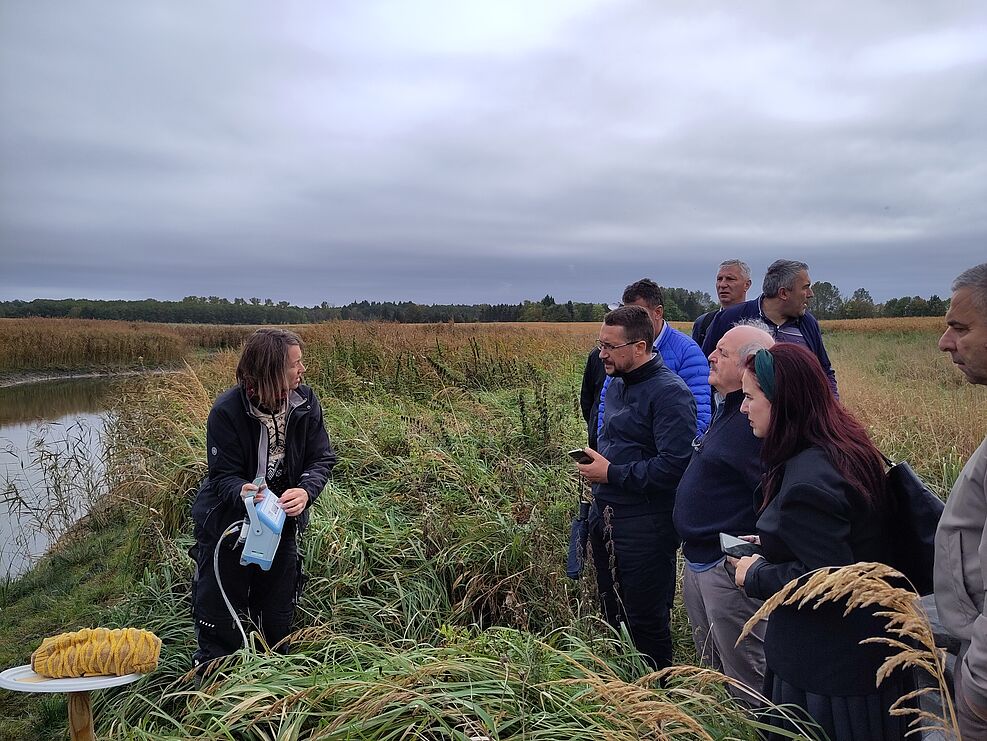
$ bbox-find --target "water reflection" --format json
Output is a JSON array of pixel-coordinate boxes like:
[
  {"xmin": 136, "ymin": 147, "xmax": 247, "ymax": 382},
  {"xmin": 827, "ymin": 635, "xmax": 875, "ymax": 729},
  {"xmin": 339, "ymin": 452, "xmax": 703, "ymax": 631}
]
[
  {"xmin": 0, "ymin": 376, "xmax": 122, "ymax": 426},
  {"xmin": 0, "ymin": 376, "xmax": 129, "ymax": 578}
]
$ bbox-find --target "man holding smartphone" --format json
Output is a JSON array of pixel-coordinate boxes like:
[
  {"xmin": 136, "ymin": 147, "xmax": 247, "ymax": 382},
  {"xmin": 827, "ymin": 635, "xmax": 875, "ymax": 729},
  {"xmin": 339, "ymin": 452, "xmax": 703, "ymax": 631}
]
[
  {"xmin": 580, "ymin": 279, "xmax": 711, "ymax": 450},
  {"xmin": 575, "ymin": 305, "xmax": 695, "ymax": 669},
  {"xmin": 673, "ymin": 322, "xmax": 774, "ymax": 701}
]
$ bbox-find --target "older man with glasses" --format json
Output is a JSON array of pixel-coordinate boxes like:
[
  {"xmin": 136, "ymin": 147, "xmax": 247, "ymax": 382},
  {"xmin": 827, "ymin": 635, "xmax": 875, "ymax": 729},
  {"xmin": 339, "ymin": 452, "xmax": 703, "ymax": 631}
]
[{"xmin": 574, "ymin": 305, "xmax": 696, "ymax": 669}]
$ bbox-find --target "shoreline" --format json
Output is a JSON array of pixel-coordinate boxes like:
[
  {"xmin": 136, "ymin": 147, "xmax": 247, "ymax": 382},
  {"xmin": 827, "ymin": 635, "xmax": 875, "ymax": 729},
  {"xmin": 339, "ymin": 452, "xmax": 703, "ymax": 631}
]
[{"xmin": 0, "ymin": 367, "xmax": 182, "ymax": 390}]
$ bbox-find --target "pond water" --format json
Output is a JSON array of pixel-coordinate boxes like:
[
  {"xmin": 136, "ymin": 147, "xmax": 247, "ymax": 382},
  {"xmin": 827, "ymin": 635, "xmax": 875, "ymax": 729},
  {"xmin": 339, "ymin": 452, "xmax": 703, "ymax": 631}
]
[{"xmin": 0, "ymin": 377, "xmax": 128, "ymax": 578}]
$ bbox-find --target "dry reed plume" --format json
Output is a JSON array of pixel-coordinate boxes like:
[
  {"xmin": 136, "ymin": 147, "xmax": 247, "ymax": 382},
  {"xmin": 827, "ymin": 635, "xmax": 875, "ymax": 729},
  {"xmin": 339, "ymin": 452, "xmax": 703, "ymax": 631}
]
[{"xmin": 738, "ymin": 561, "xmax": 958, "ymax": 737}]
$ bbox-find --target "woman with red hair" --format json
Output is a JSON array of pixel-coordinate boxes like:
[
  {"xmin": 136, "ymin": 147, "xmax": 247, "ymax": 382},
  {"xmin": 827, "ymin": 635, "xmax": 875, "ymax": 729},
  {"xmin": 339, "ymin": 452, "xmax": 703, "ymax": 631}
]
[{"xmin": 730, "ymin": 343, "xmax": 909, "ymax": 740}]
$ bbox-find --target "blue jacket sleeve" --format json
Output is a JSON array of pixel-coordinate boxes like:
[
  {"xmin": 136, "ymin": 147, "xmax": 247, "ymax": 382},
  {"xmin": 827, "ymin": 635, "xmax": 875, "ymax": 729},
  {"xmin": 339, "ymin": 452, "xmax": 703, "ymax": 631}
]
[
  {"xmin": 597, "ymin": 375, "xmax": 612, "ymax": 440},
  {"xmin": 675, "ymin": 341, "xmax": 712, "ymax": 435},
  {"xmin": 606, "ymin": 383, "xmax": 696, "ymax": 496}
]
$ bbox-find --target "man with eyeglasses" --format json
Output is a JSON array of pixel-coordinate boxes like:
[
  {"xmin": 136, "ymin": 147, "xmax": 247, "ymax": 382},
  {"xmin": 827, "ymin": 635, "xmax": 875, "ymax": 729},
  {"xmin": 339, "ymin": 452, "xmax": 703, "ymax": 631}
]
[
  {"xmin": 575, "ymin": 305, "xmax": 696, "ymax": 669},
  {"xmin": 673, "ymin": 321, "xmax": 774, "ymax": 702},
  {"xmin": 580, "ymin": 279, "xmax": 711, "ymax": 451}
]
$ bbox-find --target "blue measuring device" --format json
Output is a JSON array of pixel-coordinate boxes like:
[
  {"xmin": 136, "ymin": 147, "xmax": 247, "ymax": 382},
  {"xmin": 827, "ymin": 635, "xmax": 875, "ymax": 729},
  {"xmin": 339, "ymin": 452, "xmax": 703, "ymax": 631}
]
[{"xmin": 239, "ymin": 477, "xmax": 285, "ymax": 570}]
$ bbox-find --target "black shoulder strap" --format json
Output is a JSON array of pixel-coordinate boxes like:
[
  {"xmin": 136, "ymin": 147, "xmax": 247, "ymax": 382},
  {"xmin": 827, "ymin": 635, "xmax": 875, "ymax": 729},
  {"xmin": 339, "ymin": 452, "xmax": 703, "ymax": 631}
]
[{"xmin": 697, "ymin": 310, "xmax": 718, "ymax": 344}]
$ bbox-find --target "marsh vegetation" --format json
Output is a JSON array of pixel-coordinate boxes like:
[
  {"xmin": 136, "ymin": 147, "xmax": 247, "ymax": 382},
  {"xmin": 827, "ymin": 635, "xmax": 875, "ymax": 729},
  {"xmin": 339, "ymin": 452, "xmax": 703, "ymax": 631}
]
[{"xmin": 0, "ymin": 318, "xmax": 981, "ymax": 739}]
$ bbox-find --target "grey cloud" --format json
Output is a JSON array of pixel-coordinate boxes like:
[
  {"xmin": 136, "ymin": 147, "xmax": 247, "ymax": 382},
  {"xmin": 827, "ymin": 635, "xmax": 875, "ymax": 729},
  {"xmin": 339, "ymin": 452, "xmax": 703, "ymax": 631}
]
[{"xmin": 2, "ymin": 1, "xmax": 986, "ymax": 306}]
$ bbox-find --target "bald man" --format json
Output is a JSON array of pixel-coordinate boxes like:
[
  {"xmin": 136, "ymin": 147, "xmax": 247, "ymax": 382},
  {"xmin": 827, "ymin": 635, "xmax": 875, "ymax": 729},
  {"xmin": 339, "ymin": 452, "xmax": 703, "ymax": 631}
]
[{"xmin": 673, "ymin": 321, "xmax": 775, "ymax": 701}]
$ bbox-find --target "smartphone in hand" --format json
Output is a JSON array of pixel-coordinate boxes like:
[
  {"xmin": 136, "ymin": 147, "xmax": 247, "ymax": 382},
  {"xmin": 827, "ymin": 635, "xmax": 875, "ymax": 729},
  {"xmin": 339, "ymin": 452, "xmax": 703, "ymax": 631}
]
[
  {"xmin": 720, "ymin": 532, "xmax": 762, "ymax": 558},
  {"xmin": 567, "ymin": 448, "xmax": 593, "ymax": 465}
]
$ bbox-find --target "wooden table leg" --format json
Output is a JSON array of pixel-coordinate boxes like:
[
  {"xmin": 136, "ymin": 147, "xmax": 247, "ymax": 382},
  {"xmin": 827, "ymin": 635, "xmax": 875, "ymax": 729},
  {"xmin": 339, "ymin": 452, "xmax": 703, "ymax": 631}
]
[{"xmin": 67, "ymin": 690, "xmax": 95, "ymax": 741}]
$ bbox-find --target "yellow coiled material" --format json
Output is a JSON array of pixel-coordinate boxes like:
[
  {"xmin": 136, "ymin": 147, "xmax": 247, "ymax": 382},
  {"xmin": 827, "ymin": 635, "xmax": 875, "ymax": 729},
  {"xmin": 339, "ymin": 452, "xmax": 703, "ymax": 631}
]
[{"xmin": 31, "ymin": 628, "xmax": 161, "ymax": 678}]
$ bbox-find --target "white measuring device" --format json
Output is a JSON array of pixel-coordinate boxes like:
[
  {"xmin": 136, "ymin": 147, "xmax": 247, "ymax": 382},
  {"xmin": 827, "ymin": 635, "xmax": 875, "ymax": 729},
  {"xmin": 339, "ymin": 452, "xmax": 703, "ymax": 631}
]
[{"xmin": 239, "ymin": 477, "xmax": 285, "ymax": 570}]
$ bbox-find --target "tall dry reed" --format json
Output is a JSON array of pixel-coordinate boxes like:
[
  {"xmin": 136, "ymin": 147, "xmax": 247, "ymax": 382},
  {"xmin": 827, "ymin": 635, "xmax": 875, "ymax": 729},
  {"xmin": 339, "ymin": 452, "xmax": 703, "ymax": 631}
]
[
  {"xmin": 738, "ymin": 562, "xmax": 957, "ymax": 737},
  {"xmin": 0, "ymin": 318, "xmax": 187, "ymax": 372}
]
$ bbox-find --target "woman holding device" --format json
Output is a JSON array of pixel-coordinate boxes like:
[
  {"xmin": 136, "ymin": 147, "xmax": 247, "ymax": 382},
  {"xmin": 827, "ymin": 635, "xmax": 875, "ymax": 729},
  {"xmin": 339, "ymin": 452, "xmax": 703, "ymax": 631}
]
[
  {"xmin": 729, "ymin": 343, "xmax": 908, "ymax": 740},
  {"xmin": 190, "ymin": 328, "xmax": 336, "ymax": 672}
]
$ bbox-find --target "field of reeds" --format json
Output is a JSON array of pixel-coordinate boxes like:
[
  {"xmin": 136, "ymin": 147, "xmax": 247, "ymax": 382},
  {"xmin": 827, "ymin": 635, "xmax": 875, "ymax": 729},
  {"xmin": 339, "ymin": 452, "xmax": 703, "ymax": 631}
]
[
  {"xmin": 0, "ymin": 318, "xmax": 258, "ymax": 376},
  {"xmin": 1, "ymin": 318, "xmax": 984, "ymax": 739}
]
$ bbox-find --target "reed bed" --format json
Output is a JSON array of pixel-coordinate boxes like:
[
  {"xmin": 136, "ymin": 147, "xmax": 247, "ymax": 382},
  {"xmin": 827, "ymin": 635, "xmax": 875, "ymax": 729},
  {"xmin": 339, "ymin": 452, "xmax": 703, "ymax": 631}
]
[
  {"xmin": 0, "ymin": 318, "xmax": 187, "ymax": 372},
  {"xmin": 94, "ymin": 538, "xmax": 764, "ymax": 741},
  {"xmin": 823, "ymin": 329, "xmax": 986, "ymax": 493},
  {"xmin": 161, "ymin": 323, "xmax": 258, "ymax": 350}
]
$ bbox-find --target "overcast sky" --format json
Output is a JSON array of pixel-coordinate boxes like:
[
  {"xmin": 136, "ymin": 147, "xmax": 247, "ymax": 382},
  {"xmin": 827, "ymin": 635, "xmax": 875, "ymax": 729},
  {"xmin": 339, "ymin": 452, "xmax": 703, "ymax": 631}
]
[{"xmin": 1, "ymin": 1, "xmax": 985, "ymax": 306}]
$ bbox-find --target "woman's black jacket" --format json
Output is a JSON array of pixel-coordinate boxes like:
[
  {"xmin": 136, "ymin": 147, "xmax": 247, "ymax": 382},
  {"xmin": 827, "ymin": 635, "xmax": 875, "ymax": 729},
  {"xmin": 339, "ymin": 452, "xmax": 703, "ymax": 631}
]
[{"xmin": 191, "ymin": 384, "xmax": 336, "ymax": 541}]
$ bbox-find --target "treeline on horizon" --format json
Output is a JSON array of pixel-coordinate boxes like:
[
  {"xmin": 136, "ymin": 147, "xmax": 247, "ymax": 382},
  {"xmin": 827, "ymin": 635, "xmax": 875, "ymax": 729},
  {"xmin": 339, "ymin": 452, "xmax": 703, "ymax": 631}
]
[{"xmin": 0, "ymin": 283, "xmax": 947, "ymax": 325}]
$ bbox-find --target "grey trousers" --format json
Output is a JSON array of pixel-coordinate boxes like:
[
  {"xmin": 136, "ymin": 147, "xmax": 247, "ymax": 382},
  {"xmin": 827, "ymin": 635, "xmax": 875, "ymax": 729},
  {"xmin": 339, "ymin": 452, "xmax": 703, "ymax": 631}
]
[
  {"xmin": 683, "ymin": 559, "xmax": 767, "ymax": 703},
  {"xmin": 955, "ymin": 641, "xmax": 987, "ymax": 740}
]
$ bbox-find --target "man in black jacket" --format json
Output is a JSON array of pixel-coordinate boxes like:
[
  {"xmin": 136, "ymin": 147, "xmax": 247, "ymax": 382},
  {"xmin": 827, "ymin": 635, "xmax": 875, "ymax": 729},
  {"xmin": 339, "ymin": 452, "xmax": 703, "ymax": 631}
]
[
  {"xmin": 691, "ymin": 259, "xmax": 752, "ymax": 348},
  {"xmin": 673, "ymin": 322, "xmax": 773, "ymax": 699},
  {"xmin": 576, "ymin": 306, "xmax": 695, "ymax": 668}
]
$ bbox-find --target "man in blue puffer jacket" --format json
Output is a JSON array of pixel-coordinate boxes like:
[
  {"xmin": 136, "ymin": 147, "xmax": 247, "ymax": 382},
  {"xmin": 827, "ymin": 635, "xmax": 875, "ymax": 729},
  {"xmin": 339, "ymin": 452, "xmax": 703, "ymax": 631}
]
[{"xmin": 580, "ymin": 279, "xmax": 711, "ymax": 449}]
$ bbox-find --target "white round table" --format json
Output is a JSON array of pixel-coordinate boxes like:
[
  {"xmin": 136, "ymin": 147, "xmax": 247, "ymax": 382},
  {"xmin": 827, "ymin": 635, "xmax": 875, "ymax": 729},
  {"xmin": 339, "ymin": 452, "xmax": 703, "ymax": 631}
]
[{"xmin": 0, "ymin": 665, "xmax": 144, "ymax": 740}]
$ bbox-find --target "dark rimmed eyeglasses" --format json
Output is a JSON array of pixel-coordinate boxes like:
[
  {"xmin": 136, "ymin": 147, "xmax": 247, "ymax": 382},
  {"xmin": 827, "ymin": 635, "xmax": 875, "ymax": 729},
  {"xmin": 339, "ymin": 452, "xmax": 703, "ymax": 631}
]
[{"xmin": 596, "ymin": 339, "xmax": 643, "ymax": 353}]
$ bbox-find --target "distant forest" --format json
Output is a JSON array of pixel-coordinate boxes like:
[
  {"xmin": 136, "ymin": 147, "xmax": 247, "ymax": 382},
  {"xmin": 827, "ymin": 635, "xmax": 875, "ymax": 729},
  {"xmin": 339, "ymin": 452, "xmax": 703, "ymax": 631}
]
[{"xmin": 0, "ymin": 283, "xmax": 947, "ymax": 325}]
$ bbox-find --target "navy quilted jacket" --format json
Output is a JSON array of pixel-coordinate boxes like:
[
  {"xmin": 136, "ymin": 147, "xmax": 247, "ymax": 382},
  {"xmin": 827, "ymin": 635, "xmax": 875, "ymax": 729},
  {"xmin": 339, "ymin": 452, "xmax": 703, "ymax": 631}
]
[{"xmin": 598, "ymin": 324, "xmax": 711, "ymax": 440}]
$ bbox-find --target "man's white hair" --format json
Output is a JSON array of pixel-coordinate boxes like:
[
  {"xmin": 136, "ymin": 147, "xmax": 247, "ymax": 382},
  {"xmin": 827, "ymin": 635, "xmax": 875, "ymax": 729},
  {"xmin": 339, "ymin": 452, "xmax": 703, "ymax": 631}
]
[
  {"xmin": 718, "ymin": 259, "xmax": 751, "ymax": 282},
  {"xmin": 727, "ymin": 319, "xmax": 775, "ymax": 364},
  {"xmin": 953, "ymin": 262, "xmax": 987, "ymax": 315}
]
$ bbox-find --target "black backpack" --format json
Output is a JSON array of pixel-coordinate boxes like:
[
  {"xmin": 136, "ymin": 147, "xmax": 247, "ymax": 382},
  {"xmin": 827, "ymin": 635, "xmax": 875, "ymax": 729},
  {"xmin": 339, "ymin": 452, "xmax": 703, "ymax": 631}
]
[{"xmin": 882, "ymin": 457, "xmax": 944, "ymax": 596}]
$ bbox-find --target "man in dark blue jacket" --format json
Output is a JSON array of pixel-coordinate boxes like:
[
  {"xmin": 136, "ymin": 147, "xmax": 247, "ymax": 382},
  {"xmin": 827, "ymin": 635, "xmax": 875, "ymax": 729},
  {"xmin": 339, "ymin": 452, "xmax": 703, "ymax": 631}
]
[
  {"xmin": 580, "ymin": 279, "xmax": 710, "ymax": 450},
  {"xmin": 576, "ymin": 306, "xmax": 696, "ymax": 669},
  {"xmin": 674, "ymin": 322, "xmax": 773, "ymax": 700},
  {"xmin": 700, "ymin": 259, "xmax": 838, "ymax": 397}
]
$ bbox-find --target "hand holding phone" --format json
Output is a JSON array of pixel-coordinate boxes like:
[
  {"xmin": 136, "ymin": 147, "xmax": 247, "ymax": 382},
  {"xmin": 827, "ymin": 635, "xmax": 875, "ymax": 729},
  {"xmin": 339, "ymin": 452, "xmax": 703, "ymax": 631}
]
[
  {"xmin": 567, "ymin": 448, "xmax": 593, "ymax": 465},
  {"xmin": 720, "ymin": 532, "xmax": 762, "ymax": 558}
]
